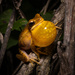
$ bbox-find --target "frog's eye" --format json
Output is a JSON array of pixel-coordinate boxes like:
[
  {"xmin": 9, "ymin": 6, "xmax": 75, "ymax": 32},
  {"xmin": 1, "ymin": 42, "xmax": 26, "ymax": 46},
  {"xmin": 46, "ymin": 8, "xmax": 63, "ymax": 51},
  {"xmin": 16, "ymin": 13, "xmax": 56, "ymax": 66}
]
[
  {"xmin": 29, "ymin": 21, "xmax": 35, "ymax": 26},
  {"xmin": 28, "ymin": 21, "xmax": 35, "ymax": 31}
]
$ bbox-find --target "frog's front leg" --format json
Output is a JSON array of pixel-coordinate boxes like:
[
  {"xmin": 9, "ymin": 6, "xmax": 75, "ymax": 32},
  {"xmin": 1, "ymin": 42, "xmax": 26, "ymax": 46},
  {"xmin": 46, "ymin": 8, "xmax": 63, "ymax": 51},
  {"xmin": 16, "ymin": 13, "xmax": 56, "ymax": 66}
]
[
  {"xmin": 54, "ymin": 21, "xmax": 62, "ymax": 29},
  {"xmin": 16, "ymin": 50, "xmax": 40, "ymax": 64}
]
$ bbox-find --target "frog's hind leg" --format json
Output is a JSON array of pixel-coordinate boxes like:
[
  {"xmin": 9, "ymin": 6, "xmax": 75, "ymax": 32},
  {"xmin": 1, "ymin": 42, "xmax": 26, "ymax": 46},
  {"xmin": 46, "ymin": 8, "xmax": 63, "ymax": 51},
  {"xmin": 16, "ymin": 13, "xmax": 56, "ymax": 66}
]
[
  {"xmin": 36, "ymin": 47, "xmax": 48, "ymax": 55},
  {"xmin": 30, "ymin": 58, "xmax": 40, "ymax": 65},
  {"xmin": 31, "ymin": 44, "xmax": 40, "ymax": 61},
  {"xmin": 31, "ymin": 45, "xmax": 48, "ymax": 61},
  {"xmin": 31, "ymin": 48, "xmax": 40, "ymax": 61},
  {"xmin": 16, "ymin": 50, "xmax": 40, "ymax": 64},
  {"xmin": 16, "ymin": 50, "xmax": 29, "ymax": 62}
]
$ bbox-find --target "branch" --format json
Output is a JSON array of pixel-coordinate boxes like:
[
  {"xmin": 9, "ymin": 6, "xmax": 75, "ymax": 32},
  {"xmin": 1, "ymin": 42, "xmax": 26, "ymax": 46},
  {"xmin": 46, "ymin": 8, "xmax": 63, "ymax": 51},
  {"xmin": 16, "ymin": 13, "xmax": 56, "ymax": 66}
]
[
  {"xmin": 13, "ymin": 53, "xmax": 37, "ymax": 75},
  {"xmin": 13, "ymin": 0, "xmax": 26, "ymax": 18},
  {"xmin": 51, "ymin": 3, "xmax": 65, "ymax": 41},
  {"xmin": 12, "ymin": 61, "xmax": 24, "ymax": 75},
  {"xmin": 0, "ymin": 32, "xmax": 3, "ymax": 44},
  {"xmin": 0, "ymin": 9, "xmax": 15, "ymax": 68},
  {"xmin": 40, "ymin": 0, "xmax": 51, "ymax": 14},
  {"xmin": 57, "ymin": 0, "xmax": 75, "ymax": 75},
  {"xmin": 36, "ymin": 55, "xmax": 51, "ymax": 75},
  {"xmin": 51, "ymin": 3, "xmax": 65, "ymax": 23},
  {"xmin": 0, "ymin": 0, "xmax": 2, "ymax": 4},
  {"xmin": 49, "ymin": 0, "xmax": 60, "ymax": 10}
]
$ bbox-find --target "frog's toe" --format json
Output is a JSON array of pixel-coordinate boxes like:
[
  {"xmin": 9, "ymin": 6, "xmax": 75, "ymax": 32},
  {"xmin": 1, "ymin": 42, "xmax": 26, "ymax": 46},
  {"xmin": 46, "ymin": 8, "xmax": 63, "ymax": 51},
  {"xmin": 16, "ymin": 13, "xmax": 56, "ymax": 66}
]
[{"xmin": 29, "ymin": 58, "xmax": 40, "ymax": 65}]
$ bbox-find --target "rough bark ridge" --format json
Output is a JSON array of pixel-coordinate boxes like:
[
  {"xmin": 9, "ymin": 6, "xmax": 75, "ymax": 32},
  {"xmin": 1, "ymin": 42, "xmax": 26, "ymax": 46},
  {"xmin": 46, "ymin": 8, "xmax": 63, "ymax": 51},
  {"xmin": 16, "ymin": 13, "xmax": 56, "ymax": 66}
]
[
  {"xmin": 0, "ymin": 9, "xmax": 15, "ymax": 68},
  {"xmin": 57, "ymin": 0, "xmax": 75, "ymax": 75}
]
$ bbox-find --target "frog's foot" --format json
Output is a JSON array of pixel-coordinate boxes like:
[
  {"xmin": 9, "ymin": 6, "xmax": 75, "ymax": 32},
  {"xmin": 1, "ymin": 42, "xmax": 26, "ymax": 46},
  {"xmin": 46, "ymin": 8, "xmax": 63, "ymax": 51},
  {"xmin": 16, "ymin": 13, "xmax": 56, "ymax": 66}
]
[
  {"xmin": 29, "ymin": 58, "xmax": 40, "ymax": 65},
  {"xmin": 55, "ymin": 26, "xmax": 62, "ymax": 29},
  {"xmin": 16, "ymin": 54, "xmax": 28, "ymax": 62},
  {"xmin": 16, "ymin": 50, "xmax": 40, "ymax": 64},
  {"xmin": 16, "ymin": 53, "xmax": 29, "ymax": 62},
  {"xmin": 54, "ymin": 21, "xmax": 62, "ymax": 29},
  {"xmin": 55, "ymin": 21, "xmax": 59, "ymax": 26},
  {"xmin": 36, "ymin": 48, "xmax": 48, "ymax": 55},
  {"xmin": 31, "ymin": 45, "xmax": 40, "ymax": 61},
  {"xmin": 31, "ymin": 49, "xmax": 40, "ymax": 61}
]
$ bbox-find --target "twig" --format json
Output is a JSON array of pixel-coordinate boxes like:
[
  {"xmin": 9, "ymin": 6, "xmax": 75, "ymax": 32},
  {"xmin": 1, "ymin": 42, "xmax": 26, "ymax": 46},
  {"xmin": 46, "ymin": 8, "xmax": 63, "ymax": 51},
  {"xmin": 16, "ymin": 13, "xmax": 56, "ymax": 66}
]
[
  {"xmin": 0, "ymin": 9, "xmax": 15, "ymax": 68},
  {"xmin": 0, "ymin": 32, "xmax": 3, "ymax": 44},
  {"xmin": 13, "ymin": 0, "xmax": 26, "ymax": 18},
  {"xmin": 12, "ymin": 61, "xmax": 24, "ymax": 75},
  {"xmin": 0, "ymin": 0, "xmax": 2, "ymax": 4},
  {"xmin": 49, "ymin": 0, "xmax": 60, "ymax": 10},
  {"xmin": 51, "ymin": 3, "xmax": 65, "ymax": 23},
  {"xmin": 13, "ymin": 0, "xmax": 22, "ymax": 9},
  {"xmin": 40, "ymin": 0, "xmax": 51, "ymax": 14},
  {"xmin": 61, "ymin": 0, "xmax": 64, "ymax": 3}
]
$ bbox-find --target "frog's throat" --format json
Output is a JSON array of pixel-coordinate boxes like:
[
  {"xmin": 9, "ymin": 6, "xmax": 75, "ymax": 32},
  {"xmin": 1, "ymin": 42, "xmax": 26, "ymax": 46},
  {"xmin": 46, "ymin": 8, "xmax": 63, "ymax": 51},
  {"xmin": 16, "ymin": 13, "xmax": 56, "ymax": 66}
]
[{"xmin": 31, "ymin": 20, "xmax": 44, "ymax": 31}]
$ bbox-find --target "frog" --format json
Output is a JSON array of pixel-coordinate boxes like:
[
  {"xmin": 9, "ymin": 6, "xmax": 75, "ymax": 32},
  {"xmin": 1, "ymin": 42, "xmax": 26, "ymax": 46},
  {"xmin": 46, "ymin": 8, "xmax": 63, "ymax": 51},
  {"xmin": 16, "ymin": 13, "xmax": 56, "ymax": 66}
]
[{"xmin": 16, "ymin": 14, "xmax": 60, "ymax": 64}]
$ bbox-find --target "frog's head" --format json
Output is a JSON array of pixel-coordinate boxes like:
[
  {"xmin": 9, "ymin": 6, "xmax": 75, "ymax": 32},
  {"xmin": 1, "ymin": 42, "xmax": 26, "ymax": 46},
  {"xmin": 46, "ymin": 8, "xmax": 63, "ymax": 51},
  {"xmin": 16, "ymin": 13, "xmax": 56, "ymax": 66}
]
[{"xmin": 27, "ymin": 14, "xmax": 44, "ymax": 31}]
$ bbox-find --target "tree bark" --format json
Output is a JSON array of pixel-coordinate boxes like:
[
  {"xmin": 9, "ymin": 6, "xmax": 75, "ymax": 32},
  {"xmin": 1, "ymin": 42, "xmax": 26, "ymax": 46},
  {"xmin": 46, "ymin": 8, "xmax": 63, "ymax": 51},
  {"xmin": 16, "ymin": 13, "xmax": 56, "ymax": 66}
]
[
  {"xmin": 0, "ymin": 9, "xmax": 15, "ymax": 69},
  {"xmin": 57, "ymin": 0, "xmax": 75, "ymax": 75}
]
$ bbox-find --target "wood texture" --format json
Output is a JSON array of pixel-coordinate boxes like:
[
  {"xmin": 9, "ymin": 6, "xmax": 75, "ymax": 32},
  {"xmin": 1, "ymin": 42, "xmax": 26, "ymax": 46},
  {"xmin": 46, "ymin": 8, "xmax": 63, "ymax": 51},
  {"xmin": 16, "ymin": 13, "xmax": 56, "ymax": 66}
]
[
  {"xmin": 0, "ymin": 9, "xmax": 15, "ymax": 68},
  {"xmin": 57, "ymin": 0, "xmax": 75, "ymax": 75}
]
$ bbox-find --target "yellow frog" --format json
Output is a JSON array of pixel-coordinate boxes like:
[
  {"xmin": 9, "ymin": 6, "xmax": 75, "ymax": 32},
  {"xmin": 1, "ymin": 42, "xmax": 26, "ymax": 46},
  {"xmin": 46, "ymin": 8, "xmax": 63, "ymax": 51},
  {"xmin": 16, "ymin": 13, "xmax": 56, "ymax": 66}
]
[{"xmin": 16, "ymin": 14, "xmax": 59, "ymax": 64}]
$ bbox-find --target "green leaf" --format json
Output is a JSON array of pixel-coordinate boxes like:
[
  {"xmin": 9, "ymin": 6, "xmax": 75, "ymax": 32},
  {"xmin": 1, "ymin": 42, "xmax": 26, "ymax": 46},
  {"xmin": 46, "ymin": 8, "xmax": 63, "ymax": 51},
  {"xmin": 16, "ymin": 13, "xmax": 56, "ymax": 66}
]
[
  {"xmin": 13, "ymin": 19, "xmax": 28, "ymax": 31},
  {"xmin": 40, "ymin": 12, "xmax": 53, "ymax": 20},
  {"xmin": 7, "ymin": 37, "xmax": 18, "ymax": 49},
  {"xmin": 7, "ymin": 30, "xmax": 20, "ymax": 49},
  {"xmin": 0, "ymin": 9, "xmax": 13, "ymax": 33},
  {"xmin": 7, "ymin": 18, "xmax": 28, "ymax": 49}
]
